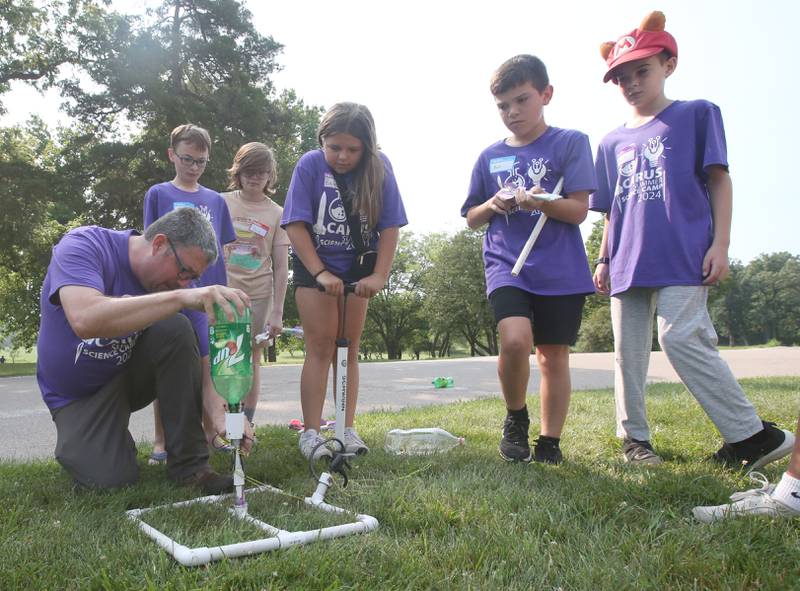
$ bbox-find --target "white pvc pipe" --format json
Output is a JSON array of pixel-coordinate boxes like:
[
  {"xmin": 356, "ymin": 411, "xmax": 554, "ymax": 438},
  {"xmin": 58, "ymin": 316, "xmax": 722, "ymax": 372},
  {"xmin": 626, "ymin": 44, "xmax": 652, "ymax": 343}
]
[
  {"xmin": 126, "ymin": 480, "xmax": 379, "ymax": 566},
  {"xmin": 511, "ymin": 177, "xmax": 564, "ymax": 277},
  {"xmin": 334, "ymin": 340, "xmax": 347, "ymax": 444}
]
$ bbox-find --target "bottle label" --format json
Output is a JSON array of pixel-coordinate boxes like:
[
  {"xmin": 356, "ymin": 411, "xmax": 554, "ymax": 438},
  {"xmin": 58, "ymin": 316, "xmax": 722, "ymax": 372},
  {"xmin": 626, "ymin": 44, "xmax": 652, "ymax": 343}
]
[{"xmin": 210, "ymin": 324, "xmax": 252, "ymax": 377}]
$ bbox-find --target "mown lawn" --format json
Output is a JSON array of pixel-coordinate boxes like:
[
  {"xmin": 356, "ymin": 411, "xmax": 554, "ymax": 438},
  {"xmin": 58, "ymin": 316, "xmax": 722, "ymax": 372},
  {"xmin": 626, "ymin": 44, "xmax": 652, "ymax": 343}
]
[{"xmin": 1, "ymin": 378, "xmax": 798, "ymax": 590}]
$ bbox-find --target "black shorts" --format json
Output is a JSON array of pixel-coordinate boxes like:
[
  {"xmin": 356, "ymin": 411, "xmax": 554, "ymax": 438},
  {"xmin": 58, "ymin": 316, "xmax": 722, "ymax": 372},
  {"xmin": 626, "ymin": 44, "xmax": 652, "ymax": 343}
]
[
  {"xmin": 292, "ymin": 254, "xmax": 361, "ymax": 289},
  {"xmin": 489, "ymin": 286, "xmax": 586, "ymax": 346}
]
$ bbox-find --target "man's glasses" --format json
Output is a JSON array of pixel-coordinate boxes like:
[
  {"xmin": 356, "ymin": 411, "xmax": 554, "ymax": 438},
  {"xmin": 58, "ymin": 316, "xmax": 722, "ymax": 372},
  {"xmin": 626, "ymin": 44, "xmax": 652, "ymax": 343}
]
[
  {"xmin": 166, "ymin": 237, "xmax": 200, "ymax": 281},
  {"xmin": 174, "ymin": 153, "xmax": 209, "ymax": 168}
]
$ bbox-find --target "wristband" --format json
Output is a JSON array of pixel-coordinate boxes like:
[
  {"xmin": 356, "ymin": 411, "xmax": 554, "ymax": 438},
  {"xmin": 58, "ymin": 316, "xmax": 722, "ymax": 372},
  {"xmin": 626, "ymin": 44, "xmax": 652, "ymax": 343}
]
[
  {"xmin": 312, "ymin": 268, "xmax": 327, "ymax": 280},
  {"xmin": 594, "ymin": 257, "xmax": 610, "ymax": 265}
]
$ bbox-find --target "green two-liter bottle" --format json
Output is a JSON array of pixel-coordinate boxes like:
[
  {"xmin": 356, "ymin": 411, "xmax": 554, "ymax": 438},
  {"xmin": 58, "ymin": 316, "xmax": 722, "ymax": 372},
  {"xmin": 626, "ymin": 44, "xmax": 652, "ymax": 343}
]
[{"xmin": 209, "ymin": 302, "xmax": 252, "ymax": 410}]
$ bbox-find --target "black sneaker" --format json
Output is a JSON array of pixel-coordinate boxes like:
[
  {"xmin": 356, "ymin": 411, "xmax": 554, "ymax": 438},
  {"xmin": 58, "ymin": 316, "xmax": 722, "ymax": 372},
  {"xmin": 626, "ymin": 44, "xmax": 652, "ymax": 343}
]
[
  {"xmin": 713, "ymin": 421, "xmax": 795, "ymax": 472},
  {"xmin": 499, "ymin": 415, "xmax": 531, "ymax": 463},
  {"xmin": 622, "ymin": 438, "xmax": 663, "ymax": 465},
  {"xmin": 533, "ymin": 436, "xmax": 562, "ymax": 464}
]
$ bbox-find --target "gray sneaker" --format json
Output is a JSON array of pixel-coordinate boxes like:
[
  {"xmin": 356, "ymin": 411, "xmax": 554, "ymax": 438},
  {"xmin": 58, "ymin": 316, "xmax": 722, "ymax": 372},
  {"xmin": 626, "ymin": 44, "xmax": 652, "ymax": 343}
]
[
  {"xmin": 344, "ymin": 427, "xmax": 369, "ymax": 456},
  {"xmin": 692, "ymin": 472, "xmax": 798, "ymax": 523},
  {"xmin": 622, "ymin": 438, "xmax": 663, "ymax": 465},
  {"xmin": 299, "ymin": 428, "xmax": 333, "ymax": 460}
]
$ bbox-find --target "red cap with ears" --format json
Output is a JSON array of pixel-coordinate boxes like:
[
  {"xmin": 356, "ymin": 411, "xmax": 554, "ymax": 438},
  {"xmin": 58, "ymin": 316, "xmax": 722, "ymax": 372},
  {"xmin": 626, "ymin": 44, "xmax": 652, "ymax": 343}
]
[{"xmin": 600, "ymin": 11, "xmax": 678, "ymax": 83}]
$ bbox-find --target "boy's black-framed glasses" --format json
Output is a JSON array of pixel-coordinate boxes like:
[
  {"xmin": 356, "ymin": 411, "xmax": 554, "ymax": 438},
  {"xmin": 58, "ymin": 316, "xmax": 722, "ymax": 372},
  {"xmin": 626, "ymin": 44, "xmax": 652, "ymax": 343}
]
[
  {"xmin": 174, "ymin": 153, "xmax": 209, "ymax": 168},
  {"xmin": 165, "ymin": 236, "xmax": 200, "ymax": 281}
]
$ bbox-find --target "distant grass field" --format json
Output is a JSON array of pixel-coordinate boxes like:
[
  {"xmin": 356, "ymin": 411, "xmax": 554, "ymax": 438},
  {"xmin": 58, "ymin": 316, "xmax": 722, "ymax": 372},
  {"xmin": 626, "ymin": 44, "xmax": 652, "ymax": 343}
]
[
  {"xmin": 1, "ymin": 378, "xmax": 798, "ymax": 590},
  {"xmin": 0, "ymin": 345, "xmax": 471, "ymax": 377}
]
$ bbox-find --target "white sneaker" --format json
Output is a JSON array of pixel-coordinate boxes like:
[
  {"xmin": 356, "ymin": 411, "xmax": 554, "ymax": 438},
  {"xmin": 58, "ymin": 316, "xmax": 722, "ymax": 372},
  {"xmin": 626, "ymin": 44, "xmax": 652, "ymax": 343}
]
[
  {"xmin": 693, "ymin": 472, "xmax": 799, "ymax": 523},
  {"xmin": 344, "ymin": 427, "xmax": 369, "ymax": 456},
  {"xmin": 299, "ymin": 428, "xmax": 332, "ymax": 460}
]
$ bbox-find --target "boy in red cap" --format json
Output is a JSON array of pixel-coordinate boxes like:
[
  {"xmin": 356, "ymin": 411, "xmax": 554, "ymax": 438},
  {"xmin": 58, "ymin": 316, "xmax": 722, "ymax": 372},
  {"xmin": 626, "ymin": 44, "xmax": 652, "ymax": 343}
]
[{"xmin": 590, "ymin": 12, "xmax": 794, "ymax": 469}]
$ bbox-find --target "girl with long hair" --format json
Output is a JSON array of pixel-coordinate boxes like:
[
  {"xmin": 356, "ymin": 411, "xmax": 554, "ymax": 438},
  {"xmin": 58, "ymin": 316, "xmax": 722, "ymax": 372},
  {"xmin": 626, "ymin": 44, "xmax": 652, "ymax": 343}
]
[{"xmin": 281, "ymin": 103, "xmax": 407, "ymax": 459}]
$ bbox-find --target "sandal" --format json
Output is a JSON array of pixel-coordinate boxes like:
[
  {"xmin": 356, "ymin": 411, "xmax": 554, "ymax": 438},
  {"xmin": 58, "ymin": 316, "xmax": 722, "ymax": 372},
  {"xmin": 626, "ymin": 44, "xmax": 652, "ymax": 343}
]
[{"xmin": 147, "ymin": 450, "xmax": 168, "ymax": 465}]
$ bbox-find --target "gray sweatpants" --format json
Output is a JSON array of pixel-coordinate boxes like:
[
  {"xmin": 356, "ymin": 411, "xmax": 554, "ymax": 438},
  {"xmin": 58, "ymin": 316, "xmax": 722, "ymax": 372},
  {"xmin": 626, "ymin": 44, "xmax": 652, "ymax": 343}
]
[
  {"xmin": 610, "ymin": 286, "xmax": 763, "ymax": 443},
  {"xmin": 51, "ymin": 314, "xmax": 210, "ymax": 488}
]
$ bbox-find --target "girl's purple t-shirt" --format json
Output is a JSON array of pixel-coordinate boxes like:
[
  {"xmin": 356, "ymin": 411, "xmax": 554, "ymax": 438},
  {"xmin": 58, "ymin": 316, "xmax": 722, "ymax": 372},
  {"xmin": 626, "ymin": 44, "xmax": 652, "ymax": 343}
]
[
  {"xmin": 37, "ymin": 227, "xmax": 146, "ymax": 410},
  {"xmin": 143, "ymin": 181, "xmax": 236, "ymax": 355},
  {"xmin": 461, "ymin": 126, "xmax": 597, "ymax": 296},
  {"xmin": 280, "ymin": 149, "xmax": 408, "ymax": 275},
  {"xmin": 589, "ymin": 100, "xmax": 727, "ymax": 295}
]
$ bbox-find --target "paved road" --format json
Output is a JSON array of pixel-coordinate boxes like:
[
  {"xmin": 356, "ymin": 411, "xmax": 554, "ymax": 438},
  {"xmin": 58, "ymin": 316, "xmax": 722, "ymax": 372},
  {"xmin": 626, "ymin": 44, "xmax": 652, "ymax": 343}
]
[{"xmin": 2, "ymin": 347, "xmax": 798, "ymax": 461}]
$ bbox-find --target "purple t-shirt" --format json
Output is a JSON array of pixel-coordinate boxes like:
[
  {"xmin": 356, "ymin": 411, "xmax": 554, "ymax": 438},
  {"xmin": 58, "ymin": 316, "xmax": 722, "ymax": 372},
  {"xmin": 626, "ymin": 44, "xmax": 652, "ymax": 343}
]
[
  {"xmin": 280, "ymin": 149, "xmax": 408, "ymax": 275},
  {"xmin": 589, "ymin": 100, "xmax": 727, "ymax": 295},
  {"xmin": 143, "ymin": 181, "xmax": 236, "ymax": 355},
  {"xmin": 37, "ymin": 227, "xmax": 146, "ymax": 410},
  {"xmin": 461, "ymin": 127, "xmax": 596, "ymax": 296}
]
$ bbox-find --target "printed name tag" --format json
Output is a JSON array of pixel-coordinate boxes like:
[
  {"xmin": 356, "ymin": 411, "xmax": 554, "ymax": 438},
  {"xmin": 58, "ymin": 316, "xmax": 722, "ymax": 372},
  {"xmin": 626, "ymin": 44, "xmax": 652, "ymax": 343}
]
[
  {"xmin": 489, "ymin": 156, "xmax": 516, "ymax": 174},
  {"xmin": 250, "ymin": 222, "xmax": 268, "ymax": 237}
]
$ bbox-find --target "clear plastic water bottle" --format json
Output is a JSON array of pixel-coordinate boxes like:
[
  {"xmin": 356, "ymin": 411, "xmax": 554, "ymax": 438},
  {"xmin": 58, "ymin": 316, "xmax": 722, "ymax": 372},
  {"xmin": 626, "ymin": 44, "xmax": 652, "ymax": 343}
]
[
  {"xmin": 384, "ymin": 428, "xmax": 465, "ymax": 455},
  {"xmin": 209, "ymin": 303, "xmax": 252, "ymax": 410}
]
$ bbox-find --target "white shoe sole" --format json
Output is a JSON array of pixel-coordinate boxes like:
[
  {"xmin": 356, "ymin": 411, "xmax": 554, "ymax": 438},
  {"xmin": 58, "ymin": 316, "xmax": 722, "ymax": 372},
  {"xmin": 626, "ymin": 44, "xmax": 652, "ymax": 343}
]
[{"xmin": 748, "ymin": 429, "xmax": 795, "ymax": 472}]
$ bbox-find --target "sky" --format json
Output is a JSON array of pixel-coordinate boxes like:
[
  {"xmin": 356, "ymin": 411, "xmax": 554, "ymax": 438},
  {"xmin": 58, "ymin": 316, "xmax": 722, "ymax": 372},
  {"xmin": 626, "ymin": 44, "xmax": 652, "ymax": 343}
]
[{"xmin": 3, "ymin": 0, "xmax": 799, "ymax": 263}]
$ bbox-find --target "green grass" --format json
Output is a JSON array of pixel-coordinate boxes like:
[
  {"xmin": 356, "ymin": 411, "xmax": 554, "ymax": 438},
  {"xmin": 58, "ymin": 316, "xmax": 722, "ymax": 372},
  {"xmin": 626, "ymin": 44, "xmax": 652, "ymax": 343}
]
[
  {"xmin": 0, "ymin": 362, "xmax": 35, "ymax": 377},
  {"xmin": 1, "ymin": 378, "xmax": 799, "ymax": 589}
]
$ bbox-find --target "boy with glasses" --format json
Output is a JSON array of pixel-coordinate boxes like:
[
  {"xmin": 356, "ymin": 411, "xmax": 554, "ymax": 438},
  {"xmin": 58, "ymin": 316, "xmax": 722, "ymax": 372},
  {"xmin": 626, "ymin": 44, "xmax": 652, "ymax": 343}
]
[{"xmin": 143, "ymin": 124, "xmax": 250, "ymax": 462}]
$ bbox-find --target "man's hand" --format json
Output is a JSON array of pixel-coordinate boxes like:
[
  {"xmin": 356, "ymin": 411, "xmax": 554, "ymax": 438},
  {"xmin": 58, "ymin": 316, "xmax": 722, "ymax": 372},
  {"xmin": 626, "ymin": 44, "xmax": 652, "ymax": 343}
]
[
  {"xmin": 210, "ymin": 419, "xmax": 255, "ymax": 454},
  {"xmin": 702, "ymin": 243, "xmax": 730, "ymax": 285},
  {"xmin": 180, "ymin": 285, "xmax": 251, "ymax": 322}
]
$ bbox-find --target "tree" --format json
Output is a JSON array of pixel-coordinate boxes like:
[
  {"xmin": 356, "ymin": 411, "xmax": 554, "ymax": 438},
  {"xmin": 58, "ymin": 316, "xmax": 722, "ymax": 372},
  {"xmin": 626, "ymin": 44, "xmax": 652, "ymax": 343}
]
[
  {"xmin": 743, "ymin": 252, "xmax": 800, "ymax": 345},
  {"xmin": 0, "ymin": 120, "xmax": 87, "ymax": 347},
  {"xmin": 707, "ymin": 260, "xmax": 750, "ymax": 346},
  {"xmin": 0, "ymin": 0, "xmax": 322, "ymax": 345},
  {"xmin": 58, "ymin": 0, "xmax": 322, "ymax": 226},
  {"xmin": 365, "ymin": 233, "xmax": 427, "ymax": 360},
  {"xmin": 423, "ymin": 229, "xmax": 497, "ymax": 356},
  {"xmin": 0, "ymin": 0, "xmax": 98, "ymax": 114},
  {"xmin": 575, "ymin": 217, "xmax": 613, "ymax": 352}
]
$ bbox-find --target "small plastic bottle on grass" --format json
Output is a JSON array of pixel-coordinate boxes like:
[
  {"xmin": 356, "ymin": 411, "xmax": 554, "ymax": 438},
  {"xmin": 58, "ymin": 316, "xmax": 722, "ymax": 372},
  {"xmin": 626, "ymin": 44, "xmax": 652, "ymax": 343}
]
[{"xmin": 384, "ymin": 428, "xmax": 465, "ymax": 455}]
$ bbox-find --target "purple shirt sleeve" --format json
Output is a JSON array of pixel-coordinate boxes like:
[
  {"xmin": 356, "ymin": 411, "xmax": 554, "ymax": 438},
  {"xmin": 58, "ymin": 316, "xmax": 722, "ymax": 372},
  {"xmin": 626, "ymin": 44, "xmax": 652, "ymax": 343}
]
[
  {"xmin": 700, "ymin": 103, "xmax": 728, "ymax": 174},
  {"xmin": 143, "ymin": 185, "xmax": 159, "ymax": 228},
  {"xmin": 281, "ymin": 155, "xmax": 316, "ymax": 227},
  {"xmin": 46, "ymin": 232, "xmax": 107, "ymax": 303},
  {"xmin": 589, "ymin": 143, "xmax": 613, "ymax": 213}
]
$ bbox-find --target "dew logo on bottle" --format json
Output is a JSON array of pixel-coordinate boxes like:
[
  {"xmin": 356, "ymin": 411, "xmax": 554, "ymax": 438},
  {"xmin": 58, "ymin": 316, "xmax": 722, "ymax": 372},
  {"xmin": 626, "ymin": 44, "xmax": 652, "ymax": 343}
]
[
  {"xmin": 210, "ymin": 328, "xmax": 251, "ymax": 377},
  {"xmin": 212, "ymin": 333, "xmax": 245, "ymax": 370}
]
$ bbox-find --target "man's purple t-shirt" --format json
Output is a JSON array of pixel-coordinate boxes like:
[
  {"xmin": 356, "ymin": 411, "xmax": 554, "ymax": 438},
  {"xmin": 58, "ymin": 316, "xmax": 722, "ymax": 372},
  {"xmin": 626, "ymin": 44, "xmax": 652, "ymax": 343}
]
[
  {"xmin": 589, "ymin": 100, "xmax": 727, "ymax": 295},
  {"xmin": 37, "ymin": 227, "xmax": 146, "ymax": 411},
  {"xmin": 143, "ymin": 181, "xmax": 235, "ymax": 355},
  {"xmin": 461, "ymin": 127, "xmax": 597, "ymax": 296},
  {"xmin": 280, "ymin": 150, "xmax": 408, "ymax": 275}
]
